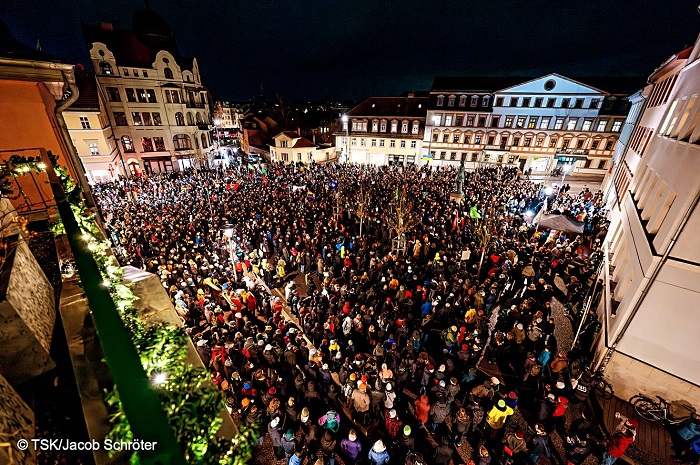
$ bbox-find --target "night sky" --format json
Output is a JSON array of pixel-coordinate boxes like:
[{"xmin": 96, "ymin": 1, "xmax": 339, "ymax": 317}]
[{"xmin": 2, "ymin": 0, "xmax": 699, "ymax": 102}]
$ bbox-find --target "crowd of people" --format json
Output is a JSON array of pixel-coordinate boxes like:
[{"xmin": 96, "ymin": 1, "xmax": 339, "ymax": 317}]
[{"xmin": 91, "ymin": 161, "xmax": 654, "ymax": 465}]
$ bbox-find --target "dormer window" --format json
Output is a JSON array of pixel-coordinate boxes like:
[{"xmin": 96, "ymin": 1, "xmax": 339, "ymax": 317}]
[
  {"xmin": 448, "ymin": 95, "xmax": 456, "ymax": 107},
  {"xmin": 412, "ymin": 120, "xmax": 419, "ymax": 134},
  {"xmin": 391, "ymin": 120, "xmax": 398, "ymax": 133},
  {"xmin": 99, "ymin": 61, "xmax": 113, "ymax": 75},
  {"xmin": 401, "ymin": 120, "xmax": 409, "ymax": 133},
  {"xmin": 470, "ymin": 96, "xmax": 478, "ymax": 107},
  {"xmin": 459, "ymin": 95, "xmax": 467, "ymax": 107},
  {"xmin": 380, "ymin": 120, "xmax": 387, "ymax": 132},
  {"xmin": 372, "ymin": 119, "xmax": 379, "ymax": 132},
  {"xmin": 164, "ymin": 67, "xmax": 173, "ymax": 79},
  {"xmin": 482, "ymin": 96, "xmax": 490, "ymax": 107},
  {"xmin": 437, "ymin": 95, "xmax": 445, "ymax": 106}
]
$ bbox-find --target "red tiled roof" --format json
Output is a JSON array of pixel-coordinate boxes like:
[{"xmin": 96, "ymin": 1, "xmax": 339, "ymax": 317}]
[
  {"xmin": 70, "ymin": 70, "xmax": 100, "ymax": 111},
  {"xmin": 292, "ymin": 138, "xmax": 316, "ymax": 148},
  {"xmin": 348, "ymin": 96, "xmax": 429, "ymax": 118}
]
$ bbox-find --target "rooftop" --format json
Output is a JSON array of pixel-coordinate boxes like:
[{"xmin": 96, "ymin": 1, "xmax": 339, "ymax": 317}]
[{"xmin": 348, "ymin": 96, "xmax": 429, "ymax": 118}]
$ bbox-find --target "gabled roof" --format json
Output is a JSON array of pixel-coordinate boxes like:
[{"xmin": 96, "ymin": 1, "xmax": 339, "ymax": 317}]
[
  {"xmin": 292, "ymin": 138, "xmax": 316, "ymax": 148},
  {"xmin": 69, "ymin": 69, "xmax": 100, "ymax": 111},
  {"xmin": 280, "ymin": 130, "xmax": 299, "ymax": 139},
  {"xmin": 348, "ymin": 96, "xmax": 429, "ymax": 118}
]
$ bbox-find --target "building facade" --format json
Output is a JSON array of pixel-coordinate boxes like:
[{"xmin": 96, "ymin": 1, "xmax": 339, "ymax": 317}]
[
  {"xmin": 593, "ymin": 37, "xmax": 700, "ymax": 407},
  {"xmin": 83, "ymin": 11, "xmax": 213, "ymax": 174},
  {"xmin": 269, "ymin": 131, "xmax": 333, "ymax": 165},
  {"xmin": 334, "ymin": 95, "xmax": 428, "ymax": 166},
  {"xmin": 424, "ymin": 74, "xmax": 632, "ymax": 180}
]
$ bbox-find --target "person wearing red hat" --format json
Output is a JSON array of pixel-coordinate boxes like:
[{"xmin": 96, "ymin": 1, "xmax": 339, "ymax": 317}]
[{"xmin": 502, "ymin": 430, "xmax": 527, "ymax": 461}]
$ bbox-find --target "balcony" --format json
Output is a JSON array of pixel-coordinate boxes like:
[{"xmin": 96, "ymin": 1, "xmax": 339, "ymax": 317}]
[
  {"xmin": 483, "ymin": 145, "xmax": 511, "ymax": 151},
  {"xmin": 556, "ymin": 148, "xmax": 589, "ymax": 156}
]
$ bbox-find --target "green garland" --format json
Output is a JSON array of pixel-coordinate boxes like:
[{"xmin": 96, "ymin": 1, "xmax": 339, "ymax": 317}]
[{"xmin": 5, "ymin": 154, "xmax": 258, "ymax": 464}]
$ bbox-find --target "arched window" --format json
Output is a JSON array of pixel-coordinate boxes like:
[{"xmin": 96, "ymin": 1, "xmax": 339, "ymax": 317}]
[
  {"xmin": 175, "ymin": 112, "xmax": 185, "ymax": 126},
  {"xmin": 196, "ymin": 113, "xmax": 203, "ymax": 124},
  {"xmin": 99, "ymin": 61, "xmax": 113, "ymax": 75},
  {"xmin": 201, "ymin": 133, "xmax": 208, "ymax": 149},
  {"xmin": 121, "ymin": 136, "xmax": 135, "ymax": 152},
  {"xmin": 164, "ymin": 67, "xmax": 173, "ymax": 79},
  {"xmin": 186, "ymin": 112, "xmax": 194, "ymax": 125},
  {"xmin": 173, "ymin": 134, "xmax": 192, "ymax": 150}
]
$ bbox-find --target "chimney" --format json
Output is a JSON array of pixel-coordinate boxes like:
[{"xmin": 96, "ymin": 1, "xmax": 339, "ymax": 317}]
[
  {"xmin": 407, "ymin": 92, "xmax": 415, "ymax": 98},
  {"xmin": 100, "ymin": 22, "xmax": 114, "ymax": 31}
]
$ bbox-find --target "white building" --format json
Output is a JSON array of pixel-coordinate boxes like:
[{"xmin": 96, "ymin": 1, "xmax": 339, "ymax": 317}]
[
  {"xmin": 334, "ymin": 95, "xmax": 428, "ymax": 166},
  {"xmin": 594, "ymin": 38, "xmax": 700, "ymax": 407},
  {"xmin": 83, "ymin": 11, "xmax": 213, "ymax": 174},
  {"xmin": 424, "ymin": 74, "xmax": 633, "ymax": 179},
  {"xmin": 269, "ymin": 131, "xmax": 334, "ymax": 165}
]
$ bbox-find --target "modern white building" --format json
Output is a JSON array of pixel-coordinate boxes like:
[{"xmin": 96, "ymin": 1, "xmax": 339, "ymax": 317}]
[
  {"xmin": 82, "ymin": 11, "xmax": 213, "ymax": 174},
  {"xmin": 424, "ymin": 74, "xmax": 633, "ymax": 180},
  {"xmin": 594, "ymin": 38, "xmax": 700, "ymax": 407},
  {"xmin": 269, "ymin": 131, "xmax": 334, "ymax": 165},
  {"xmin": 335, "ymin": 95, "xmax": 428, "ymax": 166}
]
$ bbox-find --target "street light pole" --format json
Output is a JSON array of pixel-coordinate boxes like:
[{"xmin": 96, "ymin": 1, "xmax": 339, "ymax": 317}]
[{"xmin": 341, "ymin": 114, "xmax": 349, "ymax": 164}]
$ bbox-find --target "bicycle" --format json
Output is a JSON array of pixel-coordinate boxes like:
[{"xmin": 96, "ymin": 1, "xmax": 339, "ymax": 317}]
[{"xmin": 630, "ymin": 394, "xmax": 697, "ymax": 424}]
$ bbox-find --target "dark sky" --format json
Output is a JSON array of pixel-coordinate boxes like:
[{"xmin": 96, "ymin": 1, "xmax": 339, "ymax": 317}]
[{"xmin": 2, "ymin": 0, "xmax": 699, "ymax": 102}]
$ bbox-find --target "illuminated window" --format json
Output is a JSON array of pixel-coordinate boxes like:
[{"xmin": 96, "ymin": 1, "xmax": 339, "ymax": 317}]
[
  {"xmin": 567, "ymin": 118, "xmax": 578, "ymax": 131},
  {"xmin": 582, "ymin": 119, "xmax": 593, "ymax": 131},
  {"xmin": 131, "ymin": 112, "xmax": 143, "ymax": 126},
  {"xmin": 99, "ymin": 61, "xmax": 113, "ymax": 75},
  {"xmin": 597, "ymin": 120, "xmax": 607, "ymax": 132},
  {"xmin": 612, "ymin": 121, "xmax": 622, "ymax": 132},
  {"xmin": 87, "ymin": 140, "xmax": 99, "ymax": 155},
  {"xmin": 142, "ymin": 137, "xmax": 154, "ymax": 152},
  {"xmin": 154, "ymin": 137, "xmax": 166, "ymax": 151},
  {"xmin": 122, "ymin": 136, "xmax": 135, "ymax": 153}
]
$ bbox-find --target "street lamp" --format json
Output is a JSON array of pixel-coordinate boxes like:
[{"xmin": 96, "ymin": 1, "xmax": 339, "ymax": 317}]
[
  {"xmin": 561, "ymin": 163, "xmax": 573, "ymax": 187},
  {"xmin": 221, "ymin": 224, "xmax": 238, "ymax": 281},
  {"xmin": 213, "ymin": 118, "xmax": 223, "ymax": 166},
  {"xmin": 341, "ymin": 114, "xmax": 349, "ymax": 164}
]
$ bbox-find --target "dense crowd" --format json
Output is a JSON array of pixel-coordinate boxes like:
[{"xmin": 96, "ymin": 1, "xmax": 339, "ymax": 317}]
[{"xmin": 91, "ymin": 161, "xmax": 680, "ymax": 465}]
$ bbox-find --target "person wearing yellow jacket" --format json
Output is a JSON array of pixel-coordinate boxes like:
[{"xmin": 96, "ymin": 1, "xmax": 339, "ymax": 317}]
[{"xmin": 485, "ymin": 399, "xmax": 514, "ymax": 442}]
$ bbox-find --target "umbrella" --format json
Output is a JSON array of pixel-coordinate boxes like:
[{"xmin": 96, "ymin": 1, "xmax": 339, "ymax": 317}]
[{"xmin": 537, "ymin": 214, "xmax": 584, "ymax": 234}]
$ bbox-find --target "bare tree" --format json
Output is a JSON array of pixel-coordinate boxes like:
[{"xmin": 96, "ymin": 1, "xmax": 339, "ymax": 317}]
[
  {"xmin": 386, "ymin": 184, "xmax": 421, "ymax": 255},
  {"xmin": 352, "ymin": 183, "xmax": 372, "ymax": 238},
  {"xmin": 474, "ymin": 203, "xmax": 498, "ymax": 276}
]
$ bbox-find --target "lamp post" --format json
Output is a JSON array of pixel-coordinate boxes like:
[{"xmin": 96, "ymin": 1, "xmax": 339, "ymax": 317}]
[
  {"xmin": 341, "ymin": 114, "xmax": 349, "ymax": 164},
  {"xmin": 561, "ymin": 163, "xmax": 573, "ymax": 189},
  {"xmin": 221, "ymin": 224, "xmax": 237, "ymax": 282}
]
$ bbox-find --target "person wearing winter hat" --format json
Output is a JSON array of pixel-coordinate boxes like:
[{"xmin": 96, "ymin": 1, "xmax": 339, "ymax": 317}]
[
  {"xmin": 368, "ymin": 439, "xmax": 390, "ymax": 465},
  {"xmin": 340, "ymin": 429, "xmax": 362, "ymax": 461},
  {"xmin": 385, "ymin": 408, "xmax": 403, "ymax": 438},
  {"xmin": 400, "ymin": 425, "xmax": 416, "ymax": 455},
  {"xmin": 529, "ymin": 424, "xmax": 555, "ymax": 464},
  {"xmin": 485, "ymin": 399, "xmax": 515, "ymax": 442},
  {"xmin": 281, "ymin": 428, "xmax": 298, "ymax": 461},
  {"xmin": 268, "ymin": 417, "xmax": 284, "ymax": 460}
]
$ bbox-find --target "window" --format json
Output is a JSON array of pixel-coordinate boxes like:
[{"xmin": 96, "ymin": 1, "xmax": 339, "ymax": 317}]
[
  {"xmin": 582, "ymin": 119, "xmax": 593, "ymax": 131},
  {"xmin": 152, "ymin": 112, "xmax": 162, "ymax": 126},
  {"xmin": 87, "ymin": 140, "xmax": 99, "ymax": 155},
  {"xmin": 411, "ymin": 141, "xmax": 416, "ymax": 148},
  {"xmin": 495, "ymin": 97, "xmax": 504, "ymax": 107},
  {"xmin": 371, "ymin": 139, "xmax": 377, "ymax": 147},
  {"xmin": 477, "ymin": 117, "xmax": 486, "ymax": 127},
  {"xmin": 455, "ymin": 115, "xmax": 463, "ymax": 126},
  {"xmin": 527, "ymin": 117, "xmax": 538, "ymax": 129},
  {"xmin": 597, "ymin": 120, "xmax": 607, "ymax": 132},
  {"xmin": 487, "ymin": 136, "xmax": 495, "ymax": 145},
  {"xmin": 379, "ymin": 139, "xmax": 385, "ymax": 147},
  {"xmin": 605, "ymin": 140, "xmax": 615, "ymax": 151},
  {"xmin": 164, "ymin": 68, "xmax": 174, "ymax": 79},
  {"xmin": 549, "ymin": 138, "xmax": 558, "ymax": 148},
  {"xmin": 131, "ymin": 69, "xmax": 138, "ymax": 77},
  {"xmin": 554, "ymin": 118, "xmax": 564, "ymax": 130},
  {"xmin": 173, "ymin": 134, "xmax": 192, "ymax": 150},
  {"xmin": 175, "ymin": 112, "xmax": 185, "ymax": 126},
  {"xmin": 142, "ymin": 112, "xmax": 152, "ymax": 126},
  {"xmin": 123, "ymin": 69, "xmax": 129, "ymax": 76},
  {"xmin": 591, "ymin": 140, "xmax": 600, "ymax": 150},
  {"xmin": 79, "ymin": 116, "xmax": 91, "ymax": 129},
  {"xmin": 516, "ymin": 116, "xmax": 526, "ymax": 128},
  {"xmin": 535, "ymin": 97, "xmax": 543, "ymax": 107},
  {"xmin": 99, "ymin": 61, "xmax": 113, "ymax": 75},
  {"xmin": 142, "ymin": 137, "xmax": 154, "ymax": 152},
  {"xmin": 400, "ymin": 140, "xmax": 406, "ymax": 148},
  {"xmin": 567, "ymin": 118, "xmax": 578, "ymax": 131},
  {"xmin": 114, "ymin": 112, "xmax": 127, "ymax": 126},
  {"xmin": 143, "ymin": 70, "xmax": 148, "ymax": 78},
  {"xmin": 448, "ymin": 95, "xmax": 456, "ymax": 106},
  {"xmin": 412, "ymin": 121, "xmax": 419, "ymax": 134},
  {"xmin": 166, "ymin": 90, "xmax": 181, "ymax": 104},
  {"xmin": 464, "ymin": 134, "xmax": 471, "ymax": 144},
  {"xmin": 391, "ymin": 121, "xmax": 398, "ymax": 133},
  {"xmin": 467, "ymin": 116, "xmax": 474, "ymax": 127},
  {"xmin": 491, "ymin": 116, "xmax": 500, "ymax": 128},
  {"xmin": 445, "ymin": 115, "xmax": 453, "ymax": 126},
  {"xmin": 590, "ymin": 98, "xmax": 600, "ymax": 109},
  {"xmin": 135, "ymin": 89, "xmax": 148, "ymax": 103},
  {"xmin": 504, "ymin": 116, "xmax": 514, "ymax": 128},
  {"xmin": 561, "ymin": 98, "xmax": 570, "ymax": 108},
  {"xmin": 122, "ymin": 136, "xmax": 135, "ymax": 153},
  {"xmin": 474, "ymin": 135, "xmax": 482, "ymax": 144},
  {"xmin": 106, "ymin": 87, "xmax": 121, "ymax": 102},
  {"xmin": 351, "ymin": 138, "xmax": 357, "ymax": 146},
  {"xmin": 459, "ymin": 95, "xmax": 467, "ymax": 107},
  {"xmin": 440, "ymin": 151, "xmax": 446, "ymax": 160},
  {"xmin": 572, "ymin": 98, "xmax": 583, "ymax": 108},
  {"xmin": 450, "ymin": 151, "xmax": 457, "ymax": 160},
  {"xmin": 145, "ymin": 89, "xmax": 157, "ymax": 103},
  {"xmin": 443, "ymin": 134, "xmax": 449, "ymax": 142},
  {"xmin": 535, "ymin": 138, "xmax": 543, "ymax": 147},
  {"xmin": 154, "ymin": 137, "xmax": 166, "ymax": 151},
  {"xmin": 539, "ymin": 117, "xmax": 551, "ymax": 129},
  {"xmin": 576, "ymin": 139, "xmax": 584, "ymax": 149},
  {"xmin": 564, "ymin": 138, "xmax": 572, "ymax": 148},
  {"xmin": 360, "ymin": 139, "xmax": 366, "ymax": 146},
  {"xmin": 280, "ymin": 140, "xmax": 288, "ymax": 148},
  {"xmin": 132, "ymin": 112, "xmax": 143, "ymax": 126},
  {"xmin": 482, "ymin": 96, "xmax": 490, "ymax": 106},
  {"xmin": 510, "ymin": 97, "xmax": 518, "ymax": 107},
  {"xmin": 547, "ymin": 98, "xmax": 556, "ymax": 108},
  {"xmin": 612, "ymin": 121, "xmax": 622, "ymax": 132},
  {"xmin": 512, "ymin": 137, "xmax": 521, "ymax": 146},
  {"xmin": 390, "ymin": 140, "xmax": 396, "ymax": 148},
  {"xmin": 380, "ymin": 120, "xmax": 387, "ymax": 132},
  {"xmin": 522, "ymin": 97, "xmax": 531, "ymax": 107},
  {"xmin": 432, "ymin": 133, "xmax": 438, "ymax": 142},
  {"xmin": 470, "ymin": 96, "xmax": 478, "ymax": 107},
  {"xmin": 524, "ymin": 137, "xmax": 532, "ymax": 147},
  {"xmin": 437, "ymin": 95, "xmax": 444, "ymax": 106},
  {"xmin": 126, "ymin": 88, "xmax": 137, "ymax": 102},
  {"xmin": 372, "ymin": 120, "xmax": 379, "ymax": 132}
]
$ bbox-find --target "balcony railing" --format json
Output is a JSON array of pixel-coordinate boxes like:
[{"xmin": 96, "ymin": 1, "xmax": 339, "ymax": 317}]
[
  {"xmin": 483, "ymin": 145, "xmax": 511, "ymax": 151},
  {"xmin": 186, "ymin": 102, "xmax": 206, "ymax": 108},
  {"xmin": 556, "ymin": 148, "xmax": 589, "ymax": 156}
]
